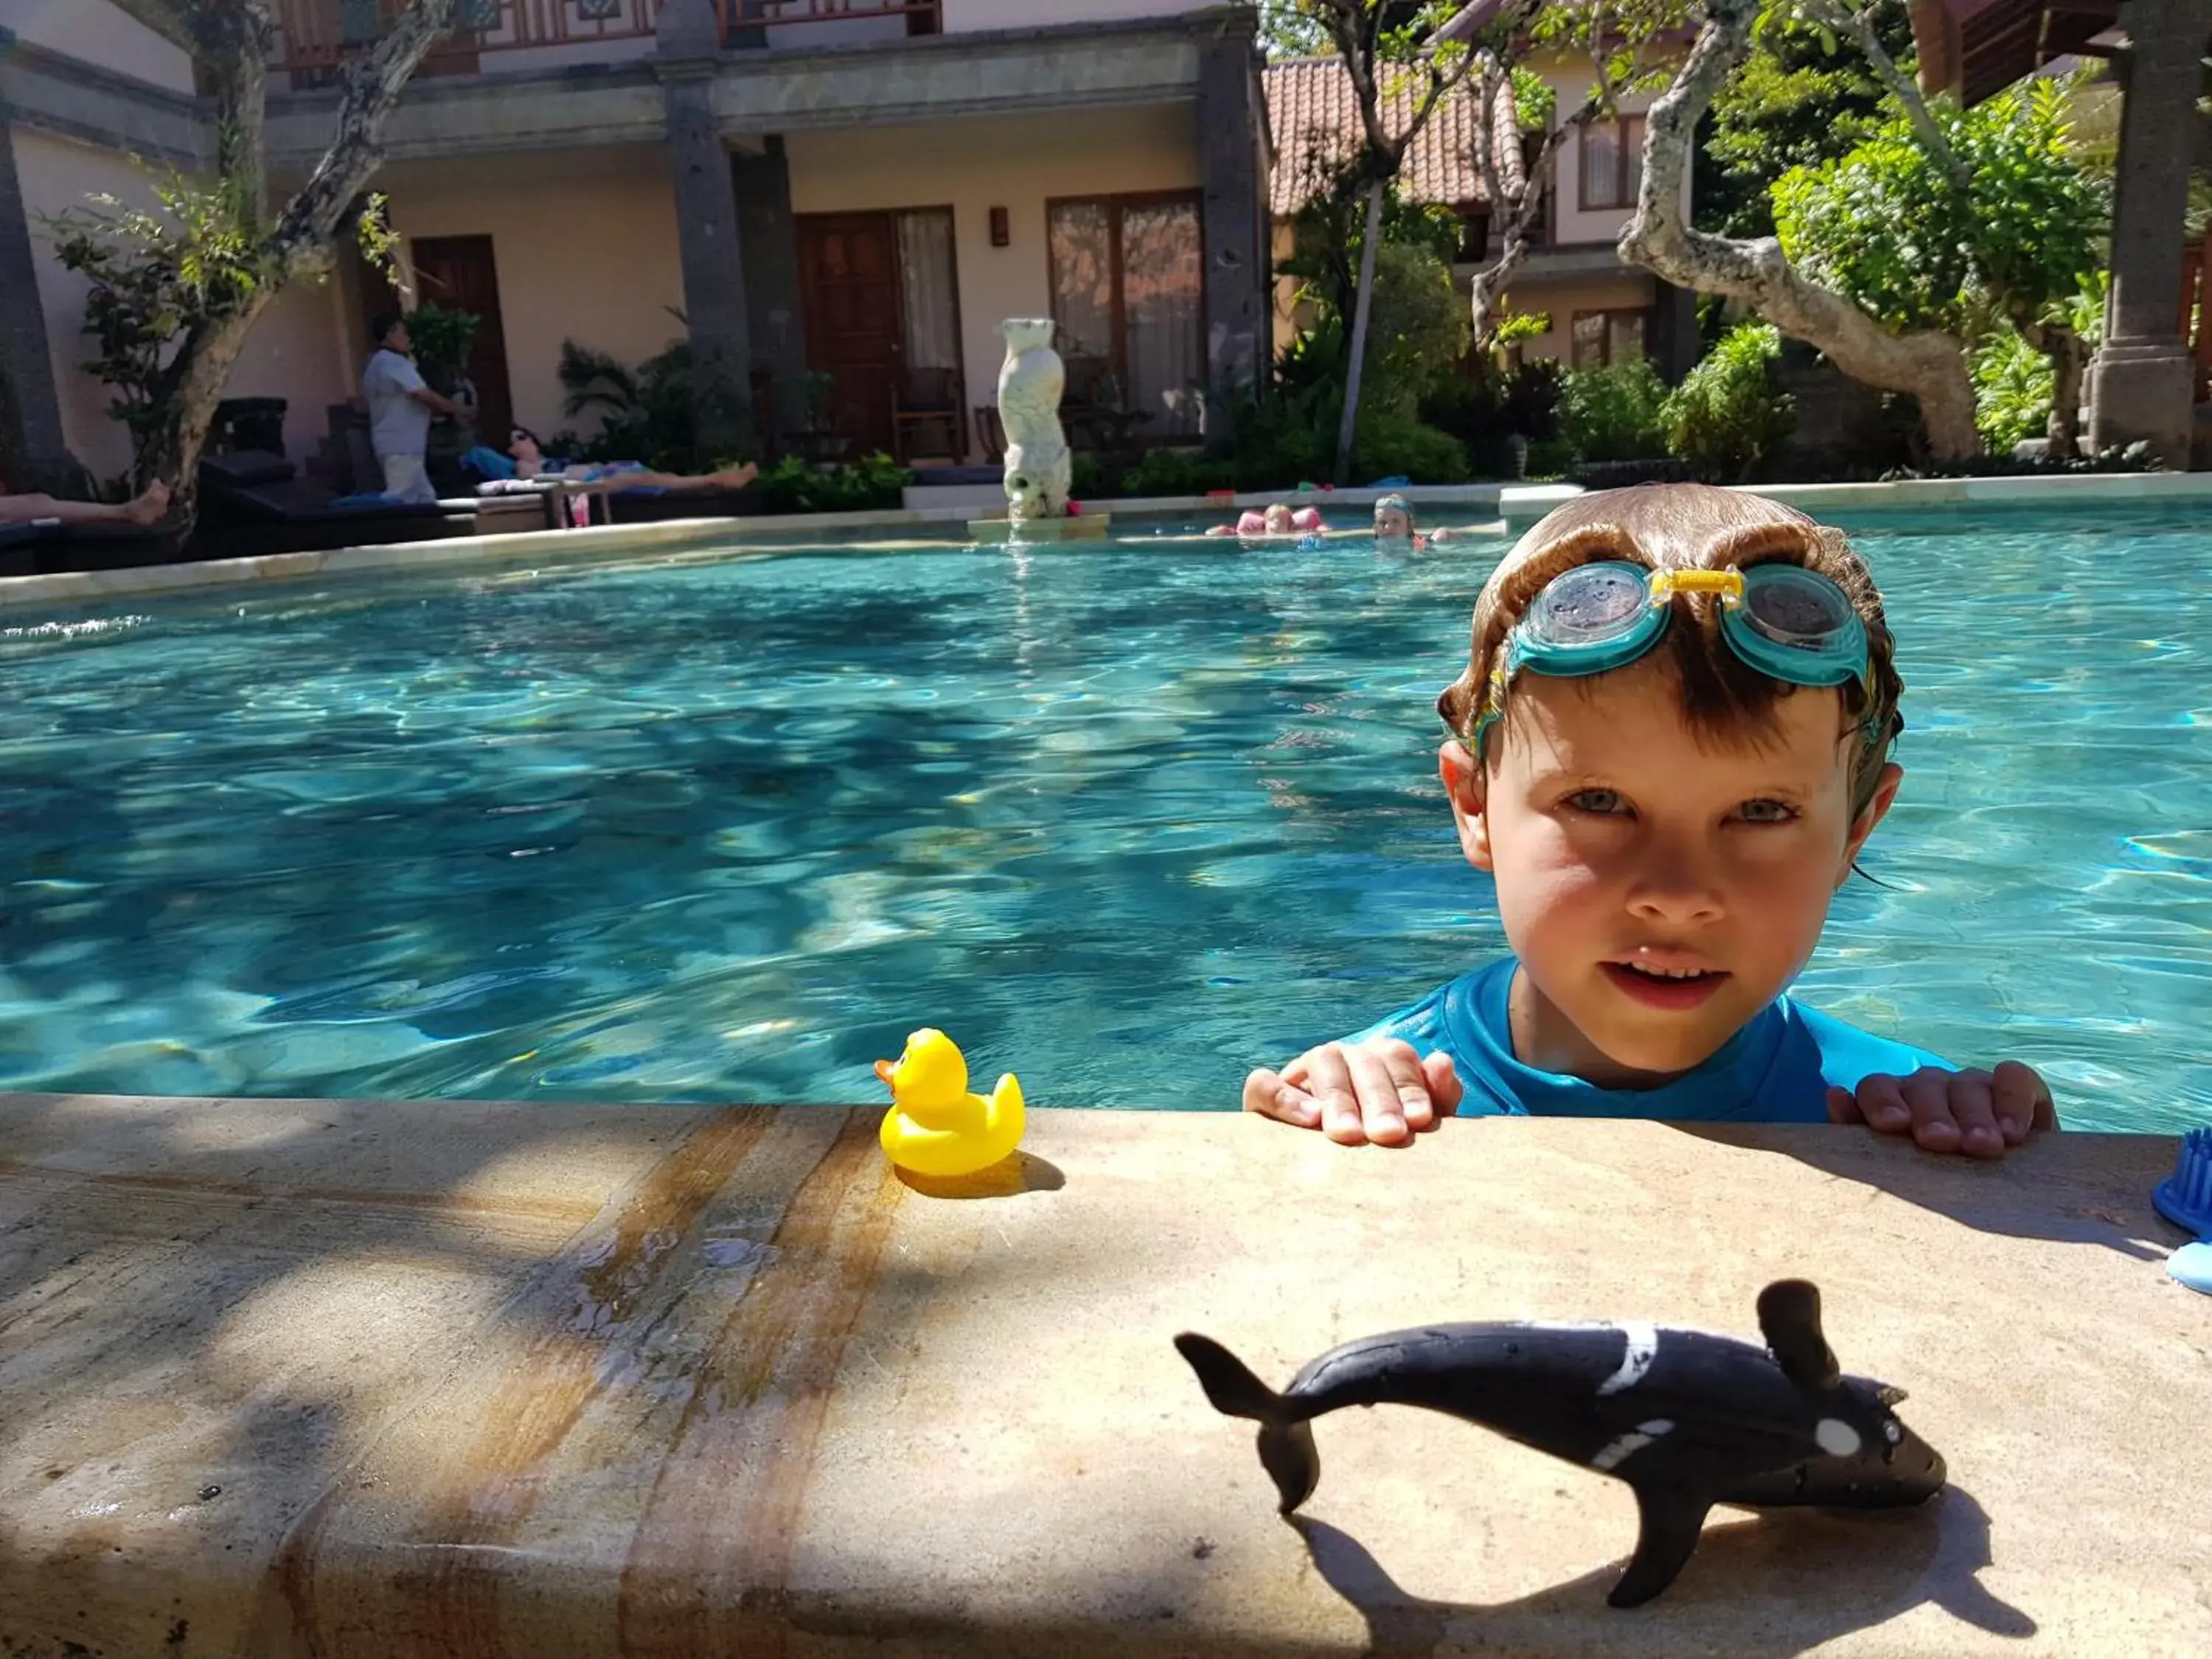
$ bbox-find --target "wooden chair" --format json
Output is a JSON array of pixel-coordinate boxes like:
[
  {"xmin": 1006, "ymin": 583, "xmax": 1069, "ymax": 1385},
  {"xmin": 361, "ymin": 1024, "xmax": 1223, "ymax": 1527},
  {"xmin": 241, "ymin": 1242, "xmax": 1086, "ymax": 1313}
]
[
  {"xmin": 891, "ymin": 365, "xmax": 967, "ymax": 464},
  {"xmin": 973, "ymin": 405, "xmax": 1006, "ymax": 464}
]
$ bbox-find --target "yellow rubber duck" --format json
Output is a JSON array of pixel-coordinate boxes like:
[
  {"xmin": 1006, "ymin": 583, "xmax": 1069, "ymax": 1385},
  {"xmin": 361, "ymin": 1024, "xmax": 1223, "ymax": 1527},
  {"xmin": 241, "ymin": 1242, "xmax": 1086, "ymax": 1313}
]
[{"xmin": 874, "ymin": 1027, "xmax": 1025, "ymax": 1178}]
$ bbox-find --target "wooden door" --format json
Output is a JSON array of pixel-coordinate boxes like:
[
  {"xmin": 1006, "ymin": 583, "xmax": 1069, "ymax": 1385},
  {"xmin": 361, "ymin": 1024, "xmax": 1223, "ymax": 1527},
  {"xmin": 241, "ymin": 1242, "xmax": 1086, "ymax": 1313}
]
[
  {"xmin": 798, "ymin": 213, "xmax": 901, "ymax": 458},
  {"xmin": 409, "ymin": 234, "xmax": 512, "ymax": 444}
]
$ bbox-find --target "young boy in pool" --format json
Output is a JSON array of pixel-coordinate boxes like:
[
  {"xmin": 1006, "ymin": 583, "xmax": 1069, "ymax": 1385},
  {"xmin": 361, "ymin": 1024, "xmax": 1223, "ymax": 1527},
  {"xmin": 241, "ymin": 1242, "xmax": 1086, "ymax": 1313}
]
[{"xmin": 1244, "ymin": 483, "xmax": 2056, "ymax": 1157}]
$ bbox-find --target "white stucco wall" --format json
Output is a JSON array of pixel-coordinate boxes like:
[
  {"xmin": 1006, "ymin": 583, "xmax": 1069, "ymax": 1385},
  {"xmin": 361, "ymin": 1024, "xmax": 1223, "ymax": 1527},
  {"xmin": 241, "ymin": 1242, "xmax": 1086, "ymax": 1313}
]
[
  {"xmin": 1503, "ymin": 272, "xmax": 1658, "ymax": 366},
  {"xmin": 0, "ymin": 0, "xmax": 196, "ymax": 94},
  {"xmin": 366, "ymin": 145, "xmax": 689, "ymax": 442},
  {"xmin": 1531, "ymin": 55, "xmax": 1687, "ymax": 248},
  {"xmin": 222, "ymin": 282, "xmax": 355, "ymax": 463},
  {"xmin": 10, "ymin": 127, "xmax": 164, "ymax": 478}
]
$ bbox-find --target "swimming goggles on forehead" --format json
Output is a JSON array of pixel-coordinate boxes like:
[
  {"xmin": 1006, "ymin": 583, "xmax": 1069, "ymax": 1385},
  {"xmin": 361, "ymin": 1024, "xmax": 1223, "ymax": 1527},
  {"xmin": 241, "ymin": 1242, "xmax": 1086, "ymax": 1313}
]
[{"xmin": 1466, "ymin": 560, "xmax": 1871, "ymax": 757}]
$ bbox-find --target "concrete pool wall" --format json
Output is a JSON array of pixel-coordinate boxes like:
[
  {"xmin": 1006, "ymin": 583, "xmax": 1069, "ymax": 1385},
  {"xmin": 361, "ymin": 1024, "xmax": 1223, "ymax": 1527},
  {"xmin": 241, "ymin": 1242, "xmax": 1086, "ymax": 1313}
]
[
  {"xmin": 4, "ymin": 470, "xmax": 2211, "ymax": 613},
  {"xmin": 0, "ymin": 1093, "xmax": 2201, "ymax": 1656}
]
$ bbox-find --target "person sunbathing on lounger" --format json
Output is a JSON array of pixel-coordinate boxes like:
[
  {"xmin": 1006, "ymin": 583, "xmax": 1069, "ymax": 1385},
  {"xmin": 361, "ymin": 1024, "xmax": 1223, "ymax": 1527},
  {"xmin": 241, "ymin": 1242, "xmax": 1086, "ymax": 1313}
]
[
  {"xmin": 504, "ymin": 428, "xmax": 757, "ymax": 495},
  {"xmin": 0, "ymin": 476, "xmax": 171, "ymax": 528}
]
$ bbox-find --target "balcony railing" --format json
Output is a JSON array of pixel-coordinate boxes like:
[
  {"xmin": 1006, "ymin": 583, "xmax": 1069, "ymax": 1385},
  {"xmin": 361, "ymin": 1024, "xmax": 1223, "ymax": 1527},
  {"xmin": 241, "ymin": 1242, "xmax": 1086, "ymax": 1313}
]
[
  {"xmin": 274, "ymin": 1, "xmax": 661, "ymax": 74},
  {"xmin": 273, "ymin": 0, "xmax": 945, "ymax": 82},
  {"xmin": 716, "ymin": 0, "xmax": 942, "ymax": 43}
]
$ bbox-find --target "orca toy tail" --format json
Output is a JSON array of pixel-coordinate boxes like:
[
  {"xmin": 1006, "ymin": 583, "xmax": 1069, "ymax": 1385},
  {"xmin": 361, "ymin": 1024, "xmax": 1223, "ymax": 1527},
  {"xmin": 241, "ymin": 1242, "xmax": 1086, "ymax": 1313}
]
[{"xmin": 1174, "ymin": 1332, "xmax": 1321, "ymax": 1514}]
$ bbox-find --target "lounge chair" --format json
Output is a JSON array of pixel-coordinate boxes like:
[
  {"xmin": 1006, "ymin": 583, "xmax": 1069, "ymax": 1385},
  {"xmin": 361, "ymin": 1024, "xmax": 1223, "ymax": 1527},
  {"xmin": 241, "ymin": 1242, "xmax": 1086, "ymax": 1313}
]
[
  {"xmin": 196, "ymin": 450, "xmax": 504, "ymax": 557},
  {"xmin": 0, "ymin": 516, "xmax": 185, "ymax": 577}
]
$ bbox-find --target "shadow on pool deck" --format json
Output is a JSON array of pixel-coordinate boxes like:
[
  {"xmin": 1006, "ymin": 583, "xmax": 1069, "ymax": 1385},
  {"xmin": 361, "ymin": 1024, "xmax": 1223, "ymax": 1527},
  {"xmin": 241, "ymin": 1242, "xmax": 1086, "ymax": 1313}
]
[
  {"xmin": 1663, "ymin": 1122, "xmax": 2174, "ymax": 1262},
  {"xmin": 1295, "ymin": 1483, "xmax": 2034, "ymax": 1655}
]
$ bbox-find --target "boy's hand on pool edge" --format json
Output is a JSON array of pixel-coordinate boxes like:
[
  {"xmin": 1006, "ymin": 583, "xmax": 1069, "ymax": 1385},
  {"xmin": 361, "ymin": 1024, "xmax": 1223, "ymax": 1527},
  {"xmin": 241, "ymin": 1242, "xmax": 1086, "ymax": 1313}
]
[
  {"xmin": 1826, "ymin": 1061, "xmax": 2057, "ymax": 1158},
  {"xmin": 1243, "ymin": 1038, "xmax": 1464, "ymax": 1147}
]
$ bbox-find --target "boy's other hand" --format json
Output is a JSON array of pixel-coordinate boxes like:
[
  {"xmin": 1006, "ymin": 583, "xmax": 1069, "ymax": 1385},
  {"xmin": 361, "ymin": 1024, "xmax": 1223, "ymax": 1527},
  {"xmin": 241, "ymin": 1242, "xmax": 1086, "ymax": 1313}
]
[
  {"xmin": 1826, "ymin": 1061, "xmax": 2057, "ymax": 1158},
  {"xmin": 1243, "ymin": 1038, "xmax": 1464, "ymax": 1147}
]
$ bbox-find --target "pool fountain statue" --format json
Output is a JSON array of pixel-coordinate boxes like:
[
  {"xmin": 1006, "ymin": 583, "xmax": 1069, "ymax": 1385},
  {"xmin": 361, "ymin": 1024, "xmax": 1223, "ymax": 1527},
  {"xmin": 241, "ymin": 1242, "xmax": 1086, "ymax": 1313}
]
[{"xmin": 968, "ymin": 319, "xmax": 1110, "ymax": 543}]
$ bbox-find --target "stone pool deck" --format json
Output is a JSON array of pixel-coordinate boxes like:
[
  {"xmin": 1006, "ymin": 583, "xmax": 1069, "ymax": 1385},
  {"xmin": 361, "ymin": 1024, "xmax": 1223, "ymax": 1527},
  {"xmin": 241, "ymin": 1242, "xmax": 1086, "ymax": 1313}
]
[{"xmin": 0, "ymin": 1094, "xmax": 2202, "ymax": 1657}]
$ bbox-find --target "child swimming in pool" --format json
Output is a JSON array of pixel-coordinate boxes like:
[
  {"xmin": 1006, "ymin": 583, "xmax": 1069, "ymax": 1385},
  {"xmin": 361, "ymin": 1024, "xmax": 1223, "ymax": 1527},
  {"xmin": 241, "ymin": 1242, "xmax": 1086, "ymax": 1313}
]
[
  {"xmin": 1371, "ymin": 493, "xmax": 1461, "ymax": 548},
  {"xmin": 1244, "ymin": 482, "xmax": 2056, "ymax": 1155},
  {"xmin": 1206, "ymin": 502, "xmax": 1324, "ymax": 538}
]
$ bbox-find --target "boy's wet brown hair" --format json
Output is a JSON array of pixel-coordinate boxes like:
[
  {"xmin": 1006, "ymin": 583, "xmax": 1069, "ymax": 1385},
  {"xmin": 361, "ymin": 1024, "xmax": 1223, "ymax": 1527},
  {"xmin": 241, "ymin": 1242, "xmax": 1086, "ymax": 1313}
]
[{"xmin": 1436, "ymin": 484, "xmax": 1905, "ymax": 818}]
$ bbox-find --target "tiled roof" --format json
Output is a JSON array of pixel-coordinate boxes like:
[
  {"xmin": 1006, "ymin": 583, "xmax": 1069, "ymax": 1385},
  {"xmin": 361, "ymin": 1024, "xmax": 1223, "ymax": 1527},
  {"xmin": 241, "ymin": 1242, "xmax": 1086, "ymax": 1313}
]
[{"xmin": 1263, "ymin": 56, "xmax": 1524, "ymax": 218}]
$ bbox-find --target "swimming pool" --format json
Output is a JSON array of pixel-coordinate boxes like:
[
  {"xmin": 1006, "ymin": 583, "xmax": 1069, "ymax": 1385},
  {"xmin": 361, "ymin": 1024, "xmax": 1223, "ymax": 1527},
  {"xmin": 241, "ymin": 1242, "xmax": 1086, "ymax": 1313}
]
[{"xmin": 0, "ymin": 506, "xmax": 2204, "ymax": 1131}]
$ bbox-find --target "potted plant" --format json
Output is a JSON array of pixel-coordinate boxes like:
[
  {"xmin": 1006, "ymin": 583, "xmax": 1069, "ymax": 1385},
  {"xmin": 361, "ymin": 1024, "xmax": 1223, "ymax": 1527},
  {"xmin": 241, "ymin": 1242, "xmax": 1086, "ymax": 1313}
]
[{"xmin": 404, "ymin": 302, "xmax": 481, "ymax": 465}]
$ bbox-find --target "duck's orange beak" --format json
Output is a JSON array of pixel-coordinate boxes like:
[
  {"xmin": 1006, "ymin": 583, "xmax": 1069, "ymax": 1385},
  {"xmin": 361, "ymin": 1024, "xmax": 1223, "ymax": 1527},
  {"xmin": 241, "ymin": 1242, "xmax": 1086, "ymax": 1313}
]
[{"xmin": 874, "ymin": 1058, "xmax": 897, "ymax": 1088}]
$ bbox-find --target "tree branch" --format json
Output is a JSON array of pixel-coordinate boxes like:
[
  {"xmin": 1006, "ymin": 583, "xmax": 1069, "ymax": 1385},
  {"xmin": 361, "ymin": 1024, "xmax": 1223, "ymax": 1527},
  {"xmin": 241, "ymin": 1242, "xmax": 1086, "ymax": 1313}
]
[
  {"xmin": 1618, "ymin": 0, "xmax": 1980, "ymax": 457},
  {"xmin": 1801, "ymin": 0, "xmax": 1961, "ymax": 180},
  {"xmin": 274, "ymin": 0, "xmax": 460, "ymax": 277}
]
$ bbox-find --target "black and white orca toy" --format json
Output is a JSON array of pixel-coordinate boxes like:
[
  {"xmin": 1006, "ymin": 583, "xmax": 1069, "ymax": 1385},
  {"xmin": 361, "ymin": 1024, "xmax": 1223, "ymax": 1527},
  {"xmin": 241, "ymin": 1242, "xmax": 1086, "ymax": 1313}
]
[{"xmin": 1174, "ymin": 1278, "xmax": 1946, "ymax": 1607}]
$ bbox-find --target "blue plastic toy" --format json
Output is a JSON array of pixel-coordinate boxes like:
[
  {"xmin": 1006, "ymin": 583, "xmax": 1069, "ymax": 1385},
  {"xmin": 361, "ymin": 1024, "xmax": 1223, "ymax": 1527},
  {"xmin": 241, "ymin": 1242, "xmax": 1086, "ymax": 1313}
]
[{"xmin": 2154, "ymin": 1128, "xmax": 2212, "ymax": 1296}]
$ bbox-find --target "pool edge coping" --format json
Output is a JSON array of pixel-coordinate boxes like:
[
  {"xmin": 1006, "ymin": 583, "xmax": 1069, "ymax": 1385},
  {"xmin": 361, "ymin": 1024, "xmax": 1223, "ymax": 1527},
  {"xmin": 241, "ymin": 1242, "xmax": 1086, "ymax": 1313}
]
[{"xmin": 0, "ymin": 1094, "xmax": 2196, "ymax": 1658}]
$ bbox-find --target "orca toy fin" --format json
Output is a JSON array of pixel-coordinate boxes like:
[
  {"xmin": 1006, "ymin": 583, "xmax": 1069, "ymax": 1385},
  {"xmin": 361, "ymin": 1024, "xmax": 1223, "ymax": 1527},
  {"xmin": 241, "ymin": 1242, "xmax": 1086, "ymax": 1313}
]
[
  {"xmin": 1756, "ymin": 1278, "xmax": 1840, "ymax": 1391},
  {"xmin": 1175, "ymin": 1332, "xmax": 1322, "ymax": 1514},
  {"xmin": 1608, "ymin": 1485, "xmax": 1714, "ymax": 1608}
]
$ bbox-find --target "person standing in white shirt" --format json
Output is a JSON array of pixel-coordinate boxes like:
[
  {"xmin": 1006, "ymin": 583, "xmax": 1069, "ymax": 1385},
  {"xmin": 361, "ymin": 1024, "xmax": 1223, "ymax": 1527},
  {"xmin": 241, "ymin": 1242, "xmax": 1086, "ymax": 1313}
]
[{"xmin": 361, "ymin": 313, "xmax": 468, "ymax": 504}]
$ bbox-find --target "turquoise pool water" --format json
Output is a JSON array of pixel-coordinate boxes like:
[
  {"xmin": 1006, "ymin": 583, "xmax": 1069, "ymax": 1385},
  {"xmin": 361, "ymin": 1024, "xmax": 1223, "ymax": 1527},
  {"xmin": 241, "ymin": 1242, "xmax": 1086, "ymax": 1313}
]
[{"xmin": 0, "ymin": 507, "xmax": 2205, "ymax": 1130}]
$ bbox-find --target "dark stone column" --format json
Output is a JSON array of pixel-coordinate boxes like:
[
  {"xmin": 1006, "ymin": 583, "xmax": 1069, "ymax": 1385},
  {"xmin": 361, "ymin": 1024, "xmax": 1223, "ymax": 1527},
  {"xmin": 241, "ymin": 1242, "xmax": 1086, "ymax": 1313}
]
[
  {"xmin": 2086, "ymin": 0, "xmax": 2212, "ymax": 465},
  {"xmin": 731, "ymin": 139, "xmax": 810, "ymax": 452},
  {"xmin": 655, "ymin": 0, "xmax": 722, "ymax": 55},
  {"xmin": 654, "ymin": 4, "xmax": 755, "ymax": 456},
  {"xmin": 1647, "ymin": 279, "xmax": 1700, "ymax": 384},
  {"xmin": 1195, "ymin": 18, "xmax": 1267, "ymax": 441},
  {"xmin": 0, "ymin": 111, "xmax": 72, "ymax": 479}
]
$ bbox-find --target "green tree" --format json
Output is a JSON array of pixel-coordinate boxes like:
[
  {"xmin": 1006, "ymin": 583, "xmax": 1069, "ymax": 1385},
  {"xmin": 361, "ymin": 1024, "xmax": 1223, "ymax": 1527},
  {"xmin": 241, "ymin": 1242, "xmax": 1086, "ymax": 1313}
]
[
  {"xmin": 1773, "ymin": 78, "xmax": 2106, "ymax": 455},
  {"xmin": 1267, "ymin": 2, "xmax": 1475, "ymax": 482},
  {"xmin": 1621, "ymin": 0, "xmax": 2099, "ymax": 460},
  {"xmin": 1697, "ymin": 0, "xmax": 1915, "ymax": 237},
  {"xmin": 1661, "ymin": 319, "xmax": 1795, "ymax": 476},
  {"xmin": 1257, "ymin": 0, "xmax": 1332, "ymax": 56},
  {"xmin": 44, "ymin": 1, "xmax": 461, "ymax": 512}
]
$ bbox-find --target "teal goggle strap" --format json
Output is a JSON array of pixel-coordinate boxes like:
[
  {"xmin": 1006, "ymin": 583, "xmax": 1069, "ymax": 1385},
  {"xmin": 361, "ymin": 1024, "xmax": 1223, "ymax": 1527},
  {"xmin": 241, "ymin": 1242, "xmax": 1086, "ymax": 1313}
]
[{"xmin": 1467, "ymin": 561, "xmax": 1871, "ymax": 759}]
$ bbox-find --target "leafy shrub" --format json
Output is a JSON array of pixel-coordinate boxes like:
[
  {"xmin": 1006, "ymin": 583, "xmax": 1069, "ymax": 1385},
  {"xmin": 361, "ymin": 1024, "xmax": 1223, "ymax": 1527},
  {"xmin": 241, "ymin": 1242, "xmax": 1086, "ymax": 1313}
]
[
  {"xmin": 1500, "ymin": 358, "xmax": 1564, "ymax": 442},
  {"xmin": 1772, "ymin": 80, "xmax": 2104, "ymax": 337},
  {"xmin": 1417, "ymin": 356, "xmax": 1565, "ymax": 478},
  {"xmin": 1068, "ymin": 452, "xmax": 1114, "ymax": 502},
  {"xmin": 1557, "ymin": 358, "xmax": 1669, "ymax": 463},
  {"xmin": 1117, "ymin": 447, "xmax": 1240, "ymax": 498},
  {"xmin": 558, "ymin": 336, "xmax": 752, "ymax": 473},
  {"xmin": 753, "ymin": 452, "xmax": 913, "ymax": 515},
  {"xmin": 1349, "ymin": 411, "xmax": 1469, "ymax": 484},
  {"xmin": 1362, "ymin": 241, "xmax": 1472, "ymax": 418},
  {"xmin": 1660, "ymin": 321, "xmax": 1795, "ymax": 480},
  {"xmin": 1523, "ymin": 437, "xmax": 1576, "ymax": 479},
  {"xmin": 44, "ymin": 167, "xmax": 268, "ymax": 458},
  {"xmin": 1970, "ymin": 326, "xmax": 2053, "ymax": 455},
  {"xmin": 405, "ymin": 303, "xmax": 479, "ymax": 394},
  {"xmin": 1217, "ymin": 376, "xmax": 1338, "ymax": 490}
]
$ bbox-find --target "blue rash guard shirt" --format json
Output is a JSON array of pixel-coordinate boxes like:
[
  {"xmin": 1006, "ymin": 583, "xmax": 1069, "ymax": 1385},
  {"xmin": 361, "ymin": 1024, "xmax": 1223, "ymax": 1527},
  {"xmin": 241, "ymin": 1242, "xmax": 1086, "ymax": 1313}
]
[{"xmin": 1346, "ymin": 958, "xmax": 1952, "ymax": 1124}]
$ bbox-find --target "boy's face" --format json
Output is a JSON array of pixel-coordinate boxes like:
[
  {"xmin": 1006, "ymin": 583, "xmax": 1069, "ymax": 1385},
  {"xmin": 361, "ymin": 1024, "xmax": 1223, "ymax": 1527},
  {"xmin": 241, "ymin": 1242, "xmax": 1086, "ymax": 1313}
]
[
  {"xmin": 1441, "ymin": 653, "xmax": 1901, "ymax": 1086},
  {"xmin": 1375, "ymin": 507, "xmax": 1411, "ymax": 539}
]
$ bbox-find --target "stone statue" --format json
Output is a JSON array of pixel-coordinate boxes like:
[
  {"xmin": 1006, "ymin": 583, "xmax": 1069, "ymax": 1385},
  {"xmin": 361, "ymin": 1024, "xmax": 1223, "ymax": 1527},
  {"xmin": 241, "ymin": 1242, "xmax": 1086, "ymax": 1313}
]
[{"xmin": 996, "ymin": 319, "xmax": 1071, "ymax": 524}]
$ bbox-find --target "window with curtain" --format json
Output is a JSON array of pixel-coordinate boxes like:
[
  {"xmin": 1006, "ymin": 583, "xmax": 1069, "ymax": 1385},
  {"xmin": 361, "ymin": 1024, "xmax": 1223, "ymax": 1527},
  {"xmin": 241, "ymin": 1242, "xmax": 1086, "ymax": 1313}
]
[
  {"xmin": 1579, "ymin": 116, "xmax": 1646, "ymax": 212},
  {"xmin": 1571, "ymin": 308, "xmax": 1649, "ymax": 369},
  {"xmin": 894, "ymin": 209, "xmax": 961, "ymax": 372},
  {"xmin": 1047, "ymin": 193, "xmax": 1204, "ymax": 439}
]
